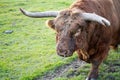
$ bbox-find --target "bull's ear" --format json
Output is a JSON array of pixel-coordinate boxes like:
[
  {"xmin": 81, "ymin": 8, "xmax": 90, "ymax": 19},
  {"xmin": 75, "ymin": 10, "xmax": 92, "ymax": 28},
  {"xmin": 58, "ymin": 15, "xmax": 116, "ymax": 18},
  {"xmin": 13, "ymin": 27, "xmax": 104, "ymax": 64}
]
[{"xmin": 46, "ymin": 20, "xmax": 55, "ymax": 29}]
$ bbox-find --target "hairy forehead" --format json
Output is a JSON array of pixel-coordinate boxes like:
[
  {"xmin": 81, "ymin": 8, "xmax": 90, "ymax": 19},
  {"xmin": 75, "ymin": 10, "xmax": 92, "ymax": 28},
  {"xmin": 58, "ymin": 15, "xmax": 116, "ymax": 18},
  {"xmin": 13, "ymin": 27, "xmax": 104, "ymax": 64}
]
[
  {"xmin": 59, "ymin": 10, "xmax": 71, "ymax": 16},
  {"xmin": 57, "ymin": 9, "xmax": 80, "ymax": 18},
  {"xmin": 53, "ymin": 10, "xmax": 86, "ymax": 32}
]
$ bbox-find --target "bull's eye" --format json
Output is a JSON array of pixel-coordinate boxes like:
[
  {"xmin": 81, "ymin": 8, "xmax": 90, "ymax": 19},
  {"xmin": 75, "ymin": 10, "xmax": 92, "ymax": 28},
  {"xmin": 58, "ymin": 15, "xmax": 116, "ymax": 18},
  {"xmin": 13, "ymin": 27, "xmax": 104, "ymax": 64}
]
[
  {"xmin": 70, "ymin": 25, "xmax": 81, "ymax": 36},
  {"xmin": 70, "ymin": 30, "xmax": 75, "ymax": 35}
]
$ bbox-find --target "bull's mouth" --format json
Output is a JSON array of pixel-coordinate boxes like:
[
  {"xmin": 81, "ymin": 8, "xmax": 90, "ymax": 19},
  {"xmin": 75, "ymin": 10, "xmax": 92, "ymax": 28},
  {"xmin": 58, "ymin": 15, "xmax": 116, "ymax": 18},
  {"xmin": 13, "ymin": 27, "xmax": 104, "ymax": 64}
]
[
  {"xmin": 57, "ymin": 53, "xmax": 73, "ymax": 57},
  {"xmin": 57, "ymin": 50, "xmax": 74, "ymax": 57}
]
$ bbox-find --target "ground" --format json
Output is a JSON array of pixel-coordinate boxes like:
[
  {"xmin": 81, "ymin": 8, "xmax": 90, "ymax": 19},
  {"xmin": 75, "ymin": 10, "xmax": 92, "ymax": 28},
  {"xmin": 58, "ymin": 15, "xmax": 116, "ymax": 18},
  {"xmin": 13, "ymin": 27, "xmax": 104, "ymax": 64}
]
[
  {"xmin": 0, "ymin": 0, "xmax": 120, "ymax": 80},
  {"xmin": 35, "ymin": 50, "xmax": 120, "ymax": 80}
]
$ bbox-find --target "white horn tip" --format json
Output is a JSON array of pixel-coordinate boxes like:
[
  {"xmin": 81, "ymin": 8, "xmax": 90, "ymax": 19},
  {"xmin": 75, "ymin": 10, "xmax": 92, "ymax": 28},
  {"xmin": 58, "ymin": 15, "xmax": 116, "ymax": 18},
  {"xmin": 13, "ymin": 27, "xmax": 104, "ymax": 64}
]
[{"xmin": 102, "ymin": 20, "xmax": 111, "ymax": 27}]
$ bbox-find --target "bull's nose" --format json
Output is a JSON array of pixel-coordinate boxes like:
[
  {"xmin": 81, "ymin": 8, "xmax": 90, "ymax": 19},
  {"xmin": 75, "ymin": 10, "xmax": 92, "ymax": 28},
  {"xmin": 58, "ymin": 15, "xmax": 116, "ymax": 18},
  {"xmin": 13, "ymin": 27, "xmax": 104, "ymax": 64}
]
[
  {"xmin": 57, "ymin": 50, "xmax": 72, "ymax": 57},
  {"xmin": 58, "ymin": 50, "xmax": 67, "ymax": 57}
]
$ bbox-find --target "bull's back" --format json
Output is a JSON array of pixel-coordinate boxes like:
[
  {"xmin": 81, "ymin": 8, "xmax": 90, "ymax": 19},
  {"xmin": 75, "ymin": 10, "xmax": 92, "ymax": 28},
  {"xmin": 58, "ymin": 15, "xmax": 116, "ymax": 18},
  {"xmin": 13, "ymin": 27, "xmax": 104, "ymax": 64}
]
[
  {"xmin": 113, "ymin": 0, "xmax": 120, "ymax": 21},
  {"xmin": 112, "ymin": 0, "xmax": 120, "ymax": 45}
]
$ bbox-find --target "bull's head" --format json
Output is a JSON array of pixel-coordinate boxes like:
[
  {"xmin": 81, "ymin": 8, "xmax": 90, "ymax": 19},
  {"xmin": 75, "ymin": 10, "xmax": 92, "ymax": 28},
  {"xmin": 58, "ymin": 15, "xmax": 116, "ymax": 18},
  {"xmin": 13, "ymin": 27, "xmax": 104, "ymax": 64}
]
[{"xmin": 20, "ymin": 8, "xmax": 110, "ymax": 57}]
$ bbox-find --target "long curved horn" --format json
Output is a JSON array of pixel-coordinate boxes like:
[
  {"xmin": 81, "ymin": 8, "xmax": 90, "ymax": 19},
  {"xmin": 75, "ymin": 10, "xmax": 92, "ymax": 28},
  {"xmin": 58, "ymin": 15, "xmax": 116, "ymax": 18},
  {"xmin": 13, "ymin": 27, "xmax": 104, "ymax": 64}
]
[
  {"xmin": 81, "ymin": 13, "xmax": 110, "ymax": 26},
  {"xmin": 20, "ymin": 8, "xmax": 59, "ymax": 18}
]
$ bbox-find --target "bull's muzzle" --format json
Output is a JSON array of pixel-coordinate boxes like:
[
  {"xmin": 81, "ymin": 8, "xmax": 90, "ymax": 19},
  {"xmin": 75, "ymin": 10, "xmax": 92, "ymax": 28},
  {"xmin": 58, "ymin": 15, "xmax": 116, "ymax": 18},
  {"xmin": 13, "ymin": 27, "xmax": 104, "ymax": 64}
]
[{"xmin": 57, "ymin": 50, "xmax": 73, "ymax": 57}]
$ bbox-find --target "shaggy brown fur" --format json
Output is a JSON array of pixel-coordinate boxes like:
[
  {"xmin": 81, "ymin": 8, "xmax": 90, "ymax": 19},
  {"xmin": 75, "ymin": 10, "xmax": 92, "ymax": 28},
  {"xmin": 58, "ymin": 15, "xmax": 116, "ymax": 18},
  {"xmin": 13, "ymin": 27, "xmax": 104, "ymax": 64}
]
[{"xmin": 47, "ymin": 0, "xmax": 120, "ymax": 80}]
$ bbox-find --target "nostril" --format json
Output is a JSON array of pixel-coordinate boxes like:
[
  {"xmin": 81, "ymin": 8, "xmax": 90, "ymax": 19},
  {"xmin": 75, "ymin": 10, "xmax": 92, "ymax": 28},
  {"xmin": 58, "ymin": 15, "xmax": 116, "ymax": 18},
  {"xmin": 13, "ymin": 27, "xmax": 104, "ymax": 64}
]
[
  {"xmin": 63, "ymin": 51, "xmax": 67, "ymax": 54},
  {"xmin": 58, "ymin": 50, "xmax": 67, "ymax": 55},
  {"xmin": 59, "ymin": 50, "xmax": 67, "ymax": 54},
  {"xmin": 57, "ymin": 49, "xmax": 73, "ymax": 57}
]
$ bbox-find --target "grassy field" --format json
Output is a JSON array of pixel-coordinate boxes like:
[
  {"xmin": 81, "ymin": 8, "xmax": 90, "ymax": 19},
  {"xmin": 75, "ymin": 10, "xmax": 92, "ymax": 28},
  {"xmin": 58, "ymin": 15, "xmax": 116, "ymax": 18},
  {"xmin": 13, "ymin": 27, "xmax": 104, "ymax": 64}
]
[{"xmin": 0, "ymin": 0, "xmax": 120, "ymax": 80}]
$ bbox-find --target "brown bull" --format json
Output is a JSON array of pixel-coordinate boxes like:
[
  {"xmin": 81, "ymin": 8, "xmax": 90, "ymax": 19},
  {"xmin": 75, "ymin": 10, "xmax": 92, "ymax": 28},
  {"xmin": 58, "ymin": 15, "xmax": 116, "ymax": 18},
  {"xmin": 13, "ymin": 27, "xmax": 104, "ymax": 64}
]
[{"xmin": 20, "ymin": 0, "xmax": 120, "ymax": 80}]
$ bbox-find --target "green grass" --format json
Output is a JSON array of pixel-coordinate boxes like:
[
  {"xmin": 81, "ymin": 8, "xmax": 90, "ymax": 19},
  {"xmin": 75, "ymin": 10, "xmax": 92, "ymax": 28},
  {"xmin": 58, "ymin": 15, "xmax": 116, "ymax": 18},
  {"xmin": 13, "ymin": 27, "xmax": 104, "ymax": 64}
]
[{"xmin": 0, "ymin": 0, "xmax": 120, "ymax": 80}]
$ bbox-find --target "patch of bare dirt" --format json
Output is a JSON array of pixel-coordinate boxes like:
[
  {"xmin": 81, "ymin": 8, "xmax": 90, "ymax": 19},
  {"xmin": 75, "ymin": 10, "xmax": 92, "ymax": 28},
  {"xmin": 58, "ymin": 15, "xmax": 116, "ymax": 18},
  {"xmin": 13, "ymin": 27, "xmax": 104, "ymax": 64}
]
[{"xmin": 34, "ymin": 59, "xmax": 85, "ymax": 80}]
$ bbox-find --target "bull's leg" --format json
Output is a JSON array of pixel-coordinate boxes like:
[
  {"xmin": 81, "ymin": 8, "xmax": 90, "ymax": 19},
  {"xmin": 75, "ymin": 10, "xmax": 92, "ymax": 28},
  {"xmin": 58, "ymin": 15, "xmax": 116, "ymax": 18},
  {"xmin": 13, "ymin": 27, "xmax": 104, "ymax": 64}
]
[
  {"xmin": 86, "ymin": 60, "xmax": 101, "ymax": 80},
  {"xmin": 86, "ymin": 46, "xmax": 109, "ymax": 80}
]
